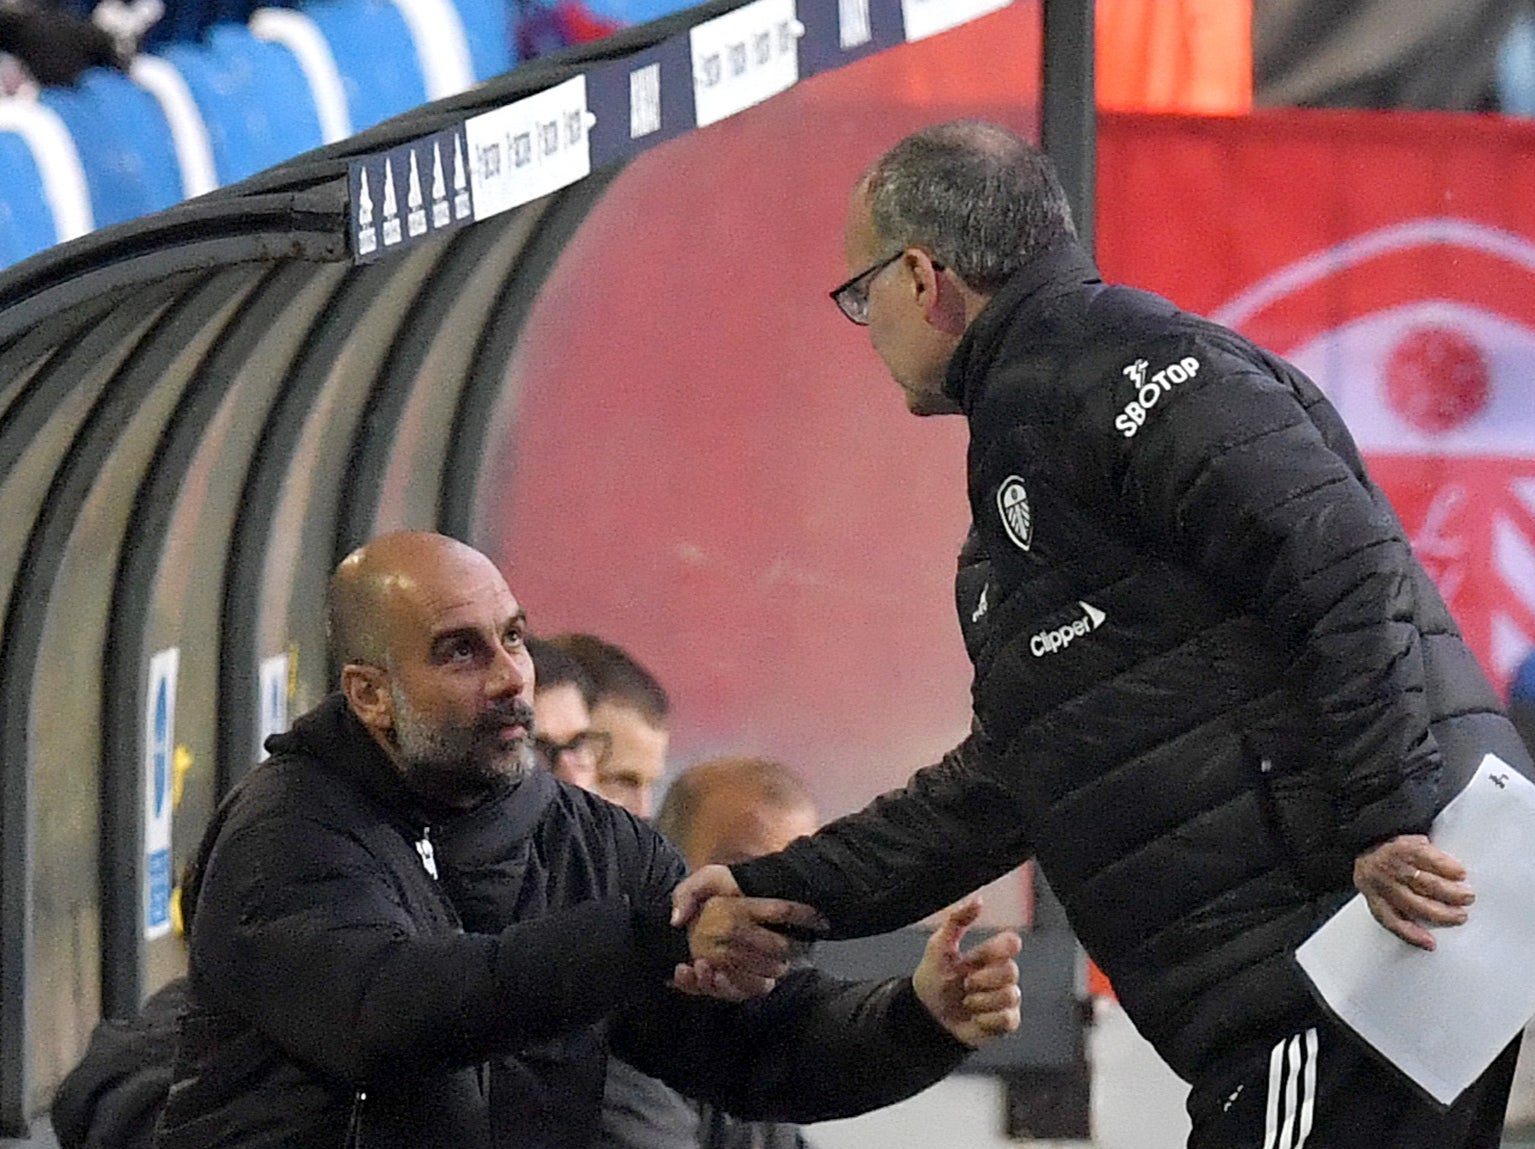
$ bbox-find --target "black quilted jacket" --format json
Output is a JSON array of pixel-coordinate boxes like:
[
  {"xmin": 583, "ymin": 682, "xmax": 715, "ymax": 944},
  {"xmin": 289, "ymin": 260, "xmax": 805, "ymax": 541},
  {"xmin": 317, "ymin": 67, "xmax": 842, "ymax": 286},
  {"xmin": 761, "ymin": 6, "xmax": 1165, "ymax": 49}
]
[
  {"xmin": 733, "ymin": 241, "xmax": 1532, "ymax": 1082},
  {"xmin": 156, "ymin": 694, "xmax": 966, "ymax": 1148}
]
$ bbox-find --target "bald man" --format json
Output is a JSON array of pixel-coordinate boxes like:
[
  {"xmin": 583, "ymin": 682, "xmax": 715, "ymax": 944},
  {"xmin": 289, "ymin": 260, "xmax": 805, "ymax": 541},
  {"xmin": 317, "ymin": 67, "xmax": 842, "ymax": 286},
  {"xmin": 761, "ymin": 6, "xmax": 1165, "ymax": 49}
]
[
  {"xmin": 157, "ymin": 532, "xmax": 1024, "ymax": 1149},
  {"xmin": 598, "ymin": 759, "xmax": 822, "ymax": 1149}
]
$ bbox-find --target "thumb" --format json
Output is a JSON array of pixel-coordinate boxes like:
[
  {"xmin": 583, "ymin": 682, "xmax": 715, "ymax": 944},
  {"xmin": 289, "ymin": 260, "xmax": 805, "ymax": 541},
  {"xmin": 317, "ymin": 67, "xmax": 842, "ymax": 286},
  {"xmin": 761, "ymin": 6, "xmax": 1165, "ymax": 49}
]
[
  {"xmin": 670, "ymin": 865, "xmax": 739, "ymax": 926},
  {"xmin": 935, "ymin": 894, "xmax": 983, "ymax": 951}
]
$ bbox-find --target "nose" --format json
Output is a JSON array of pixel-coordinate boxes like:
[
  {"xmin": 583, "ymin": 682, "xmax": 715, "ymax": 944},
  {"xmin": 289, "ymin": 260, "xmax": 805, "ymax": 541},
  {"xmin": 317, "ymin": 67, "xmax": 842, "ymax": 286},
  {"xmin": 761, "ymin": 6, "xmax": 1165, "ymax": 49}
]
[{"xmin": 487, "ymin": 642, "xmax": 529, "ymax": 699}]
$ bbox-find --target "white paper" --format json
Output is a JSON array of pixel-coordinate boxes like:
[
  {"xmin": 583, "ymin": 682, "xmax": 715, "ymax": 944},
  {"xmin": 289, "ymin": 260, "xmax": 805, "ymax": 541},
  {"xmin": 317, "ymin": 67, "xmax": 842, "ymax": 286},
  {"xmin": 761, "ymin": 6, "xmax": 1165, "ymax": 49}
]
[{"xmin": 1296, "ymin": 753, "xmax": 1535, "ymax": 1104}]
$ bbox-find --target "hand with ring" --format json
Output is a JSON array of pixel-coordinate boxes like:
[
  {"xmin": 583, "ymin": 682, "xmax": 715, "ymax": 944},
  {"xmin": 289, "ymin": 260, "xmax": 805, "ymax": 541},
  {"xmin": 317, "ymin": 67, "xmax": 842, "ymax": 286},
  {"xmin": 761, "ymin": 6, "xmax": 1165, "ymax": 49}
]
[{"xmin": 1353, "ymin": 833, "xmax": 1474, "ymax": 950}]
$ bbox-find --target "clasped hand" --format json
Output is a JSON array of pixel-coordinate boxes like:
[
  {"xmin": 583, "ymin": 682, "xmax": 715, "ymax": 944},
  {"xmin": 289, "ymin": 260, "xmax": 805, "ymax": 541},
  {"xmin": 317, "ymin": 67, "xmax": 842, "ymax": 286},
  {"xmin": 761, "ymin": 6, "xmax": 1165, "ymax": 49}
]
[{"xmin": 670, "ymin": 866, "xmax": 1023, "ymax": 1046}]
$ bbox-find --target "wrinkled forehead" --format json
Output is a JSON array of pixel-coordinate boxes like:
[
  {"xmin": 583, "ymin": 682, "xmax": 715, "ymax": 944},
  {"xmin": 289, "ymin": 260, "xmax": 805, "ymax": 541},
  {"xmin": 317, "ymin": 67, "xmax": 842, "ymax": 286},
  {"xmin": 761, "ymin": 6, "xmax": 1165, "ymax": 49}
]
[{"xmin": 384, "ymin": 551, "xmax": 520, "ymax": 646}]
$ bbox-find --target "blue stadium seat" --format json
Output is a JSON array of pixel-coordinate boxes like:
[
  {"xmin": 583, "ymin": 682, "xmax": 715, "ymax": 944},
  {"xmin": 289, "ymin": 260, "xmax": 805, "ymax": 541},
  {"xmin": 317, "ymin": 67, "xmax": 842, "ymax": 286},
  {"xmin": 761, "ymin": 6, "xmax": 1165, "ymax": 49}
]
[
  {"xmin": 301, "ymin": 0, "xmax": 430, "ymax": 131},
  {"xmin": 0, "ymin": 130, "xmax": 56, "ymax": 269},
  {"xmin": 0, "ymin": 99, "xmax": 93, "ymax": 271},
  {"xmin": 450, "ymin": 0, "xmax": 514, "ymax": 81},
  {"xmin": 38, "ymin": 83, "xmax": 155, "ymax": 228},
  {"xmin": 156, "ymin": 23, "xmax": 325, "ymax": 185},
  {"xmin": 76, "ymin": 68, "xmax": 188, "ymax": 213}
]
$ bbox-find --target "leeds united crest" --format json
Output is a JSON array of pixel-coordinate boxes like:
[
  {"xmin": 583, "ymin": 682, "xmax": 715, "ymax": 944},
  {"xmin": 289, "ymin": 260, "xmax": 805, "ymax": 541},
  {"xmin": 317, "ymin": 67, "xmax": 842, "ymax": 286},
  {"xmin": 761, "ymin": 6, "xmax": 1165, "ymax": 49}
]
[{"xmin": 997, "ymin": 476, "xmax": 1032, "ymax": 551}]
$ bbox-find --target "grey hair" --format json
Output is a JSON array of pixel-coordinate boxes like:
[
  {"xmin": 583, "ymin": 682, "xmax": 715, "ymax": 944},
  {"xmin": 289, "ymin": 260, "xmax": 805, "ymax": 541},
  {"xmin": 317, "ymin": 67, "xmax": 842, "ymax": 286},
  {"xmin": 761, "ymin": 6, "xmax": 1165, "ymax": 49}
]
[{"xmin": 862, "ymin": 120, "xmax": 1076, "ymax": 295}]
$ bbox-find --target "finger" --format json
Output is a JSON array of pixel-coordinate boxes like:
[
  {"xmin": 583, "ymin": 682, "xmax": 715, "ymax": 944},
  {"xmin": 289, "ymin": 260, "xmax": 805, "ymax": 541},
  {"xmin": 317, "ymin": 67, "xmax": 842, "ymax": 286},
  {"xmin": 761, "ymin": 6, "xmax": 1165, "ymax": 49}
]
[
  {"xmin": 1413, "ymin": 844, "xmax": 1468, "ymax": 883},
  {"xmin": 671, "ymin": 865, "xmax": 740, "ymax": 926},
  {"xmin": 963, "ymin": 985, "xmax": 1022, "ymax": 1014},
  {"xmin": 1403, "ymin": 867, "xmax": 1475, "ymax": 908},
  {"xmin": 739, "ymin": 898, "xmax": 830, "ymax": 933},
  {"xmin": 671, "ymin": 964, "xmax": 702, "ymax": 994},
  {"xmin": 971, "ymin": 1008, "xmax": 1021, "ymax": 1037},
  {"xmin": 1397, "ymin": 888, "xmax": 1470, "ymax": 927},
  {"xmin": 962, "ymin": 930, "xmax": 1023, "ymax": 965},
  {"xmin": 963, "ymin": 962, "xmax": 1020, "ymax": 994},
  {"xmin": 1368, "ymin": 894, "xmax": 1437, "ymax": 951},
  {"xmin": 714, "ymin": 968, "xmax": 774, "ymax": 1000},
  {"xmin": 936, "ymin": 895, "xmax": 984, "ymax": 946}
]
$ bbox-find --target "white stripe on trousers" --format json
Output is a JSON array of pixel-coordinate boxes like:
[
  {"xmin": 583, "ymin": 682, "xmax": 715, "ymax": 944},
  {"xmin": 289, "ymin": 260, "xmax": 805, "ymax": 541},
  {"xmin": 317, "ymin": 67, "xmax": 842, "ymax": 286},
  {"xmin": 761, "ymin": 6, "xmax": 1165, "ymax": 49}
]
[{"xmin": 1262, "ymin": 1028, "xmax": 1319, "ymax": 1149}]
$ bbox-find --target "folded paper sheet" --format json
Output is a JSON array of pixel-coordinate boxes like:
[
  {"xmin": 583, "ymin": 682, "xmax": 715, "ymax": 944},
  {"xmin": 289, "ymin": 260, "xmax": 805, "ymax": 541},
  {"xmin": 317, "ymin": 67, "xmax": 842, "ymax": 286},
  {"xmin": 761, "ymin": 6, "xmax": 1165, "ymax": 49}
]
[{"xmin": 1296, "ymin": 754, "xmax": 1535, "ymax": 1105}]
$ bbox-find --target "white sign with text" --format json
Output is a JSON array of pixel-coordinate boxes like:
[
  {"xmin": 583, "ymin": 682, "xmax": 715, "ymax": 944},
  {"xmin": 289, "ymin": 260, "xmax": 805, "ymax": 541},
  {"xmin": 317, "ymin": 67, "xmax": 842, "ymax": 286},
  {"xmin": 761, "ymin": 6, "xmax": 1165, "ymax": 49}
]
[
  {"xmin": 691, "ymin": 0, "xmax": 802, "ymax": 128},
  {"xmin": 900, "ymin": 0, "xmax": 1010, "ymax": 42},
  {"xmin": 465, "ymin": 76, "xmax": 593, "ymax": 220}
]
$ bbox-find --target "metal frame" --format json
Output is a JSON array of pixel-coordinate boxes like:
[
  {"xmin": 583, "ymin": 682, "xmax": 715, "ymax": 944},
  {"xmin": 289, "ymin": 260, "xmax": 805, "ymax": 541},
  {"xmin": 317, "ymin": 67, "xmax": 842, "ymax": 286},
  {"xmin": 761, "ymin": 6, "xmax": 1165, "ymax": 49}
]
[{"xmin": 1042, "ymin": 0, "xmax": 1096, "ymax": 252}]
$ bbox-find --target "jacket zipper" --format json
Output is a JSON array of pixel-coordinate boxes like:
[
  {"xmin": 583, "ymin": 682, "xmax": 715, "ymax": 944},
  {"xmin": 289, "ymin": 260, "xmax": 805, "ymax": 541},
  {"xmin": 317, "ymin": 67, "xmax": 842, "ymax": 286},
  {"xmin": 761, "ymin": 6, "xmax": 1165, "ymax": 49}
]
[{"xmin": 344, "ymin": 1089, "xmax": 367, "ymax": 1148}]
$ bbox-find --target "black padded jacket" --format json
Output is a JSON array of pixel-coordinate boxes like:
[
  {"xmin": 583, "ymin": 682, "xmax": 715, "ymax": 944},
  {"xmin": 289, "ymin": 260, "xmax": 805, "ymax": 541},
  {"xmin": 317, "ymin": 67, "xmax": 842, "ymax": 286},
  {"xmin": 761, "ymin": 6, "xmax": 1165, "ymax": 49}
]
[
  {"xmin": 732, "ymin": 240, "xmax": 1533, "ymax": 1083},
  {"xmin": 155, "ymin": 694, "xmax": 968, "ymax": 1149}
]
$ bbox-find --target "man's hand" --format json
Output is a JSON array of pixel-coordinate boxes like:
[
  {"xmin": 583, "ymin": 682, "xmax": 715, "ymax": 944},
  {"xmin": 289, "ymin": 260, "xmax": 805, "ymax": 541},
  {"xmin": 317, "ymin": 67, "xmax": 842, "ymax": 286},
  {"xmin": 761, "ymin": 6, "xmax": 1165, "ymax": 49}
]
[
  {"xmin": 1354, "ymin": 833, "xmax": 1474, "ymax": 951},
  {"xmin": 912, "ymin": 895, "xmax": 1022, "ymax": 1047},
  {"xmin": 672, "ymin": 894, "xmax": 829, "ymax": 1001},
  {"xmin": 670, "ymin": 863, "xmax": 741, "ymax": 927}
]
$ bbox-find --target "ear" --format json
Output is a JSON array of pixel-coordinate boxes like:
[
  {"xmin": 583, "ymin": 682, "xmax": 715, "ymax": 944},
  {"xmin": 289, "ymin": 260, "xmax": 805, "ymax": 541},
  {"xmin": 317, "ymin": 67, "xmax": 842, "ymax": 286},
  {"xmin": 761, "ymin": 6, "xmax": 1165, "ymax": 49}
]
[
  {"xmin": 341, "ymin": 663, "xmax": 393, "ymax": 737},
  {"xmin": 911, "ymin": 253, "xmax": 967, "ymax": 336}
]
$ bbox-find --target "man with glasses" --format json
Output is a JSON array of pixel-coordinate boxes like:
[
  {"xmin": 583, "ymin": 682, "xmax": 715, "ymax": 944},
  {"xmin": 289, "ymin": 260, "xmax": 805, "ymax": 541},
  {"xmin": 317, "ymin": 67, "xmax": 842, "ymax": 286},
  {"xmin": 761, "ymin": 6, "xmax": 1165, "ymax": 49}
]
[
  {"xmin": 545, "ymin": 632, "xmax": 671, "ymax": 819},
  {"xmin": 527, "ymin": 635, "xmax": 612, "ymax": 791},
  {"xmin": 677, "ymin": 120, "xmax": 1533, "ymax": 1149}
]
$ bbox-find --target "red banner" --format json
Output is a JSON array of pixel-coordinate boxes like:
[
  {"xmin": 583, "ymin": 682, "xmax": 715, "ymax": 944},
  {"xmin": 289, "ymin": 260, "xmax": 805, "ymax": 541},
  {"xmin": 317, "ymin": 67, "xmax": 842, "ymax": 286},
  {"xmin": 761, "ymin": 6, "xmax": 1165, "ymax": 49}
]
[{"xmin": 1099, "ymin": 110, "xmax": 1535, "ymax": 694}]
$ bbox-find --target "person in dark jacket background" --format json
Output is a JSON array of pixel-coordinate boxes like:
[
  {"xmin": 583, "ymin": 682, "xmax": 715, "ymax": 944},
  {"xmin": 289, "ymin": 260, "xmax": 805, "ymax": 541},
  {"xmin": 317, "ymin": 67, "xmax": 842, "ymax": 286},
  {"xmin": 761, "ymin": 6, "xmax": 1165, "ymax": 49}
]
[
  {"xmin": 155, "ymin": 530, "xmax": 1023, "ymax": 1149},
  {"xmin": 674, "ymin": 120, "xmax": 1534, "ymax": 1149}
]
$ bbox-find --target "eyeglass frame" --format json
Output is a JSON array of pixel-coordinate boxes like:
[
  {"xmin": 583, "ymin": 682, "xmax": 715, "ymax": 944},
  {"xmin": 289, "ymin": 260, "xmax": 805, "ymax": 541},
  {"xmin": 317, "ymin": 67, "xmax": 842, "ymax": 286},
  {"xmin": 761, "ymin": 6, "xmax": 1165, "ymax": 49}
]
[
  {"xmin": 829, "ymin": 249, "xmax": 946, "ymax": 325},
  {"xmin": 533, "ymin": 729, "xmax": 613, "ymax": 769}
]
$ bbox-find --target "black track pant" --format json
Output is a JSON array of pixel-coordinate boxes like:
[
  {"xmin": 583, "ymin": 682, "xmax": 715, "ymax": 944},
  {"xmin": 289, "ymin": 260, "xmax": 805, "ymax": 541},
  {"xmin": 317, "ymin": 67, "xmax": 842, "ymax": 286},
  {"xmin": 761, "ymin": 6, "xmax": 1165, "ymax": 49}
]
[{"xmin": 1186, "ymin": 1022, "xmax": 1523, "ymax": 1149}]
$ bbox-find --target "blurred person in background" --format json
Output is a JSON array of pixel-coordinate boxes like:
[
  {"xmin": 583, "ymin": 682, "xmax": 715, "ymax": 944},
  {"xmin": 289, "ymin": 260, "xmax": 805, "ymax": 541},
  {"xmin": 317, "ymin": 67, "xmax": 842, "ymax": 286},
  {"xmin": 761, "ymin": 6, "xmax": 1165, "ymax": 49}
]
[
  {"xmin": 598, "ymin": 756, "xmax": 820, "ymax": 1149},
  {"xmin": 527, "ymin": 634, "xmax": 610, "ymax": 791},
  {"xmin": 1511, "ymin": 647, "xmax": 1535, "ymax": 754},
  {"xmin": 675, "ymin": 120, "xmax": 1534, "ymax": 1149},
  {"xmin": 547, "ymin": 632, "xmax": 669, "ymax": 818}
]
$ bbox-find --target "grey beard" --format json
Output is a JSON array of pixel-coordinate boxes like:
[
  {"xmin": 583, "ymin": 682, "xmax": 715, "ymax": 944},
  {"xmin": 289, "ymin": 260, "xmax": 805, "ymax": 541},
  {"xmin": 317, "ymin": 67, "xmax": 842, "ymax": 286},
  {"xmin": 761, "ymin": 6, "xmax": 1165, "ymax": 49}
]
[{"xmin": 389, "ymin": 684, "xmax": 536, "ymax": 806}]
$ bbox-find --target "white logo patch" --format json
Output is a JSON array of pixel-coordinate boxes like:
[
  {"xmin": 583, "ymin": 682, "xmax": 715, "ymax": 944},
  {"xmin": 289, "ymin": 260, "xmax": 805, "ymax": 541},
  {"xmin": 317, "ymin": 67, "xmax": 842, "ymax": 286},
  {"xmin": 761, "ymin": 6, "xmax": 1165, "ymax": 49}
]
[
  {"xmin": 997, "ymin": 476, "xmax": 1032, "ymax": 551},
  {"xmin": 971, "ymin": 582, "xmax": 990, "ymax": 623},
  {"xmin": 1030, "ymin": 601, "xmax": 1107, "ymax": 657},
  {"xmin": 1115, "ymin": 355, "xmax": 1201, "ymax": 438}
]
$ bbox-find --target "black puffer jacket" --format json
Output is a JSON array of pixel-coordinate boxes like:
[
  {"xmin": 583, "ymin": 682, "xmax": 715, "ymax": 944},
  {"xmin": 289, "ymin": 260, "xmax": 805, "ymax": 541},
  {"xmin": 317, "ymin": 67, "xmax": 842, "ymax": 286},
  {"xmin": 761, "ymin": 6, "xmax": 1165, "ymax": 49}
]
[
  {"xmin": 157, "ymin": 694, "xmax": 967, "ymax": 1148},
  {"xmin": 733, "ymin": 241, "xmax": 1533, "ymax": 1083}
]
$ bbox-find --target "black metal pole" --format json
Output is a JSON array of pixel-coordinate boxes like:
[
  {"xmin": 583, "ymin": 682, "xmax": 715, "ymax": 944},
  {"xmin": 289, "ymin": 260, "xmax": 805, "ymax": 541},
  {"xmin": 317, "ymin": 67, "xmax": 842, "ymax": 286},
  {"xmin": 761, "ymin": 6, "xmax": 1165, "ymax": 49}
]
[{"xmin": 1042, "ymin": 0, "xmax": 1096, "ymax": 254}]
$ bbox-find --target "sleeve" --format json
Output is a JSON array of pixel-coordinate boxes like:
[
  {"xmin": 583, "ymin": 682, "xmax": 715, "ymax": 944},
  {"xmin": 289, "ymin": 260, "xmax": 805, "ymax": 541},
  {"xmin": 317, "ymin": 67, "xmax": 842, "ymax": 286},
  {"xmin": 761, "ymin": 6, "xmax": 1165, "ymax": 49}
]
[
  {"xmin": 190, "ymin": 807, "xmax": 691, "ymax": 1085},
  {"xmin": 608, "ymin": 966, "xmax": 970, "ymax": 1123},
  {"xmin": 1101, "ymin": 334, "xmax": 1441, "ymax": 848},
  {"xmin": 729, "ymin": 733, "xmax": 1032, "ymax": 937}
]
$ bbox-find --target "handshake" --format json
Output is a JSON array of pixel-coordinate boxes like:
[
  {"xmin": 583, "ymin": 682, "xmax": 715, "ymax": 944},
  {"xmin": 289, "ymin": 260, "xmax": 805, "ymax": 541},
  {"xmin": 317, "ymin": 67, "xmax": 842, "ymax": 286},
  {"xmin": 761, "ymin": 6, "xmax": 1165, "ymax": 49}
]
[{"xmin": 669, "ymin": 865, "xmax": 1024, "ymax": 1048}]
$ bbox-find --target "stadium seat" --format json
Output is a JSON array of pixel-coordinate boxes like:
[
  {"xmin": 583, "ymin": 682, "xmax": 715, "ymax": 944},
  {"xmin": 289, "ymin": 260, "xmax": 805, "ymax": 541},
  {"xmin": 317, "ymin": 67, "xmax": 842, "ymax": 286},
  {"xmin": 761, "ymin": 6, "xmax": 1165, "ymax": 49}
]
[
  {"xmin": 155, "ymin": 23, "xmax": 325, "ymax": 185},
  {"xmin": 0, "ymin": 98, "xmax": 93, "ymax": 270},
  {"xmin": 447, "ymin": 0, "xmax": 513, "ymax": 81},
  {"xmin": 249, "ymin": 6, "xmax": 353, "ymax": 142},
  {"xmin": 77, "ymin": 68, "xmax": 189, "ymax": 212},
  {"xmin": 39, "ymin": 81, "xmax": 156, "ymax": 227},
  {"xmin": 129, "ymin": 54, "xmax": 220, "ymax": 200}
]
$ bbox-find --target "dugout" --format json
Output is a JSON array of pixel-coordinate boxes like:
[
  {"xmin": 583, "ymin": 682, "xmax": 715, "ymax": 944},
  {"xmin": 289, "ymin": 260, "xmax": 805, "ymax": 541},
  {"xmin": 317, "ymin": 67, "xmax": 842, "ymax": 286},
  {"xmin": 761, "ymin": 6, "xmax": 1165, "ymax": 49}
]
[{"xmin": 0, "ymin": 0, "xmax": 1095, "ymax": 1140}]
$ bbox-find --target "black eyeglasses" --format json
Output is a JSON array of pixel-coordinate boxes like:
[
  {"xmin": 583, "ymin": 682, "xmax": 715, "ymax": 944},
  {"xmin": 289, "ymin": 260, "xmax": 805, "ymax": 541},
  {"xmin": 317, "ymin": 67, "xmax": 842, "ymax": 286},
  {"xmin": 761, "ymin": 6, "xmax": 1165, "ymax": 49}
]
[
  {"xmin": 533, "ymin": 730, "xmax": 612, "ymax": 770},
  {"xmin": 829, "ymin": 251, "xmax": 945, "ymax": 325}
]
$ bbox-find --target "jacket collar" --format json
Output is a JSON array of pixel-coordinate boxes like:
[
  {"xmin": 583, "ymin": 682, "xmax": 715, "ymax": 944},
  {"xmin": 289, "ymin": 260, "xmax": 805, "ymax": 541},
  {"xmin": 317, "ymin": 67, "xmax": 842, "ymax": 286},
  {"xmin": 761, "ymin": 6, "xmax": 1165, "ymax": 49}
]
[
  {"xmin": 269, "ymin": 692, "xmax": 526, "ymax": 833},
  {"xmin": 943, "ymin": 239, "xmax": 1102, "ymax": 413}
]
